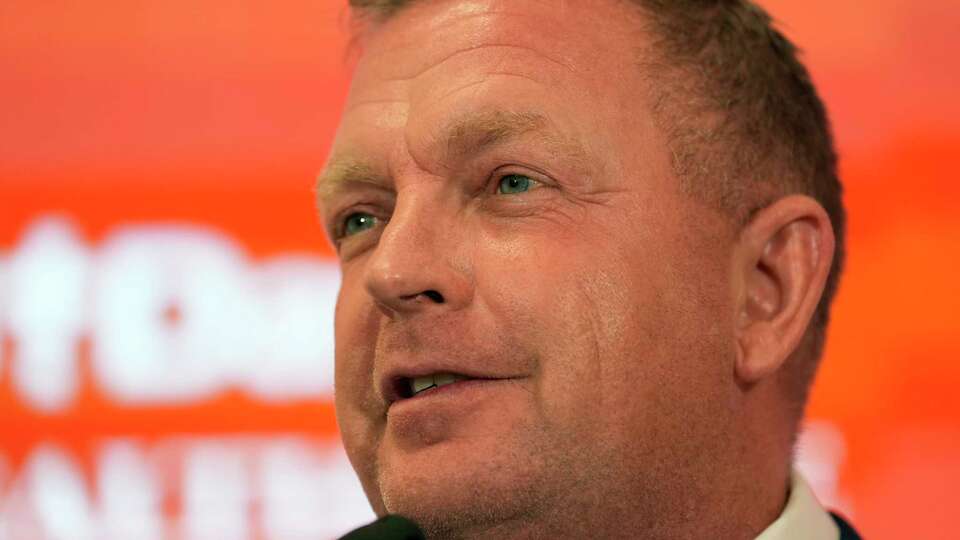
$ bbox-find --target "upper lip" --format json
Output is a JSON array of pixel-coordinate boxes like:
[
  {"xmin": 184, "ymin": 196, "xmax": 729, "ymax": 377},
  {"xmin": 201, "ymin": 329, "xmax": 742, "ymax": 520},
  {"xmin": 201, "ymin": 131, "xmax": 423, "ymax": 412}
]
[{"xmin": 378, "ymin": 362, "xmax": 510, "ymax": 405}]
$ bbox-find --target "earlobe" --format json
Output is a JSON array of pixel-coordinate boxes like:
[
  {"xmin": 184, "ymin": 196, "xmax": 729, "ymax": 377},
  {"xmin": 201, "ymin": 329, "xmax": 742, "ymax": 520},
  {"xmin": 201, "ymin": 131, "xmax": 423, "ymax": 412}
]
[{"xmin": 734, "ymin": 195, "xmax": 835, "ymax": 385}]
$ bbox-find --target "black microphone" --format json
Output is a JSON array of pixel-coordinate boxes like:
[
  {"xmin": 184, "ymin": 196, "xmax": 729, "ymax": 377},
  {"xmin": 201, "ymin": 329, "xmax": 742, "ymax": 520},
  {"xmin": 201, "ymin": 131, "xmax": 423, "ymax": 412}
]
[{"xmin": 338, "ymin": 515, "xmax": 426, "ymax": 540}]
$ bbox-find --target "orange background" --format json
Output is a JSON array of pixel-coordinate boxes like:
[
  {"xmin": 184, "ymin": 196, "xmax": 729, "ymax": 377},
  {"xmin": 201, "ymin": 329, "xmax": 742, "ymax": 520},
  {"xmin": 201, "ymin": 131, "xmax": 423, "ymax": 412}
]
[{"xmin": 1, "ymin": 1, "xmax": 959, "ymax": 538}]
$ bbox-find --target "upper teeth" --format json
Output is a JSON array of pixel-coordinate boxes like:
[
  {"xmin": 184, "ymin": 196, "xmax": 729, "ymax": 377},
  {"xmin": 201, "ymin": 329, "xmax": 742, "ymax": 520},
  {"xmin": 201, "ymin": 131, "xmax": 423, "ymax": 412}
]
[{"xmin": 410, "ymin": 373, "xmax": 466, "ymax": 396}]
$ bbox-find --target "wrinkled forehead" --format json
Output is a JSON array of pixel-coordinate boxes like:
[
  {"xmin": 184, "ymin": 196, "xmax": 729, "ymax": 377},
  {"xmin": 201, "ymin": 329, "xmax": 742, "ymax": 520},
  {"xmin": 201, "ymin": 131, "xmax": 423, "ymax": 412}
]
[
  {"xmin": 348, "ymin": 0, "xmax": 648, "ymax": 99},
  {"xmin": 325, "ymin": 0, "xmax": 657, "ymax": 180}
]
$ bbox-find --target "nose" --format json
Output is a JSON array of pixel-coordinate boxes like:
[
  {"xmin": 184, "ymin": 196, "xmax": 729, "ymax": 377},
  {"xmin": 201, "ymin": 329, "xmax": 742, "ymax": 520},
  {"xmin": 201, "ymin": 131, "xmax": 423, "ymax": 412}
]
[{"xmin": 363, "ymin": 188, "xmax": 473, "ymax": 317}]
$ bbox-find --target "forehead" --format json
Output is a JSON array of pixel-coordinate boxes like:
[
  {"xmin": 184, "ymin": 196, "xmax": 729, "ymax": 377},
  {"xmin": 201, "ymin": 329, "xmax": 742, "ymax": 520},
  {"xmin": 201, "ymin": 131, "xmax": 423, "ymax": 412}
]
[
  {"xmin": 341, "ymin": 2, "xmax": 647, "ymax": 128},
  {"xmin": 353, "ymin": 0, "xmax": 640, "ymax": 84},
  {"xmin": 317, "ymin": 0, "xmax": 667, "ymax": 203}
]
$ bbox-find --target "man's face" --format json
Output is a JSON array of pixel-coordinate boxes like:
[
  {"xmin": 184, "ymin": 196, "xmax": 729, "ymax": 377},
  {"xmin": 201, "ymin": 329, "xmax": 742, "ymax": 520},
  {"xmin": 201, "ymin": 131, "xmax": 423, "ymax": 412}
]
[{"xmin": 321, "ymin": 0, "xmax": 740, "ymax": 535}]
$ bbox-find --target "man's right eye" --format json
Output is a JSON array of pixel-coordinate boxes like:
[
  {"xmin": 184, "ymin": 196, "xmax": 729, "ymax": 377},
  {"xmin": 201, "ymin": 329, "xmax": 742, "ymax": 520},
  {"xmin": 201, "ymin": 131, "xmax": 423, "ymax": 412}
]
[{"xmin": 342, "ymin": 212, "xmax": 379, "ymax": 238}]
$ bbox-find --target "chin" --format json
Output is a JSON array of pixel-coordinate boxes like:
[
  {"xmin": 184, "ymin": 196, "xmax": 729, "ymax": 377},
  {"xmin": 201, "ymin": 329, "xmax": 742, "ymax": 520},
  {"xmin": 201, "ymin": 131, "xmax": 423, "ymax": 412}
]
[{"xmin": 375, "ymin": 442, "xmax": 551, "ymax": 538}]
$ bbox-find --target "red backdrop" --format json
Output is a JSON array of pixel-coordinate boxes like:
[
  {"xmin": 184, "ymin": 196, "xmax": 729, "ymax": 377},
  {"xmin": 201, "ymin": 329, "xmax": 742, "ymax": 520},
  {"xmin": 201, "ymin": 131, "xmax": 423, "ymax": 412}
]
[{"xmin": 1, "ymin": 1, "xmax": 958, "ymax": 538}]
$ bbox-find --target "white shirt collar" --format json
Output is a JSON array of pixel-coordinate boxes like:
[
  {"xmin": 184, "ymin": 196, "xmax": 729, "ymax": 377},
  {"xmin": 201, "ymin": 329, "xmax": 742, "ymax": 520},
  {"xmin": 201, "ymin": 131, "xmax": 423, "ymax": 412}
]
[{"xmin": 755, "ymin": 472, "xmax": 839, "ymax": 540}]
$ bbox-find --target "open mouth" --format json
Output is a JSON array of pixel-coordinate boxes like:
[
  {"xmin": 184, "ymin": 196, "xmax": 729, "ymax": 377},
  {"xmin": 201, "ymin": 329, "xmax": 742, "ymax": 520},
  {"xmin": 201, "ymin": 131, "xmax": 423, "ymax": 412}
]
[{"xmin": 394, "ymin": 373, "xmax": 473, "ymax": 400}]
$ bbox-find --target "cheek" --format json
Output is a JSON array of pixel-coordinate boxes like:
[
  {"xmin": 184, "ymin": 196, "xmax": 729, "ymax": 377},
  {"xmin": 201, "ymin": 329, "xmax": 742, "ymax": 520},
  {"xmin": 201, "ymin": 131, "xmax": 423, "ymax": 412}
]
[
  {"xmin": 333, "ymin": 276, "xmax": 380, "ymax": 449},
  {"xmin": 477, "ymin": 231, "xmax": 623, "ymax": 430},
  {"xmin": 600, "ymin": 217, "xmax": 738, "ymax": 443},
  {"xmin": 484, "ymin": 210, "xmax": 731, "ymax": 439},
  {"xmin": 333, "ymin": 275, "xmax": 393, "ymax": 510},
  {"xmin": 333, "ymin": 275, "xmax": 372, "ymax": 396}
]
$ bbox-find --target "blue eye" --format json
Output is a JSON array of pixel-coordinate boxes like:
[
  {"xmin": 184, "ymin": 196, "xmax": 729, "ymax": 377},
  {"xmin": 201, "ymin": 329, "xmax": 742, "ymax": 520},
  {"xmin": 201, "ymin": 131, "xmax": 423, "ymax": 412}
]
[
  {"xmin": 342, "ymin": 212, "xmax": 378, "ymax": 237},
  {"xmin": 497, "ymin": 174, "xmax": 533, "ymax": 195}
]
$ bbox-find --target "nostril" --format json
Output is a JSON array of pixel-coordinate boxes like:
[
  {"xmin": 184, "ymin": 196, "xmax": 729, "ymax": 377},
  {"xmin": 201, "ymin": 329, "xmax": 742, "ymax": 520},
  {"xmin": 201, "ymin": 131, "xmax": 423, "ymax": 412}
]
[
  {"xmin": 422, "ymin": 290, "xmax": 444, "ymax": 303},
  {"xmin": 402, "ymin": 290, "xmax": 444, "ymax": 303}
]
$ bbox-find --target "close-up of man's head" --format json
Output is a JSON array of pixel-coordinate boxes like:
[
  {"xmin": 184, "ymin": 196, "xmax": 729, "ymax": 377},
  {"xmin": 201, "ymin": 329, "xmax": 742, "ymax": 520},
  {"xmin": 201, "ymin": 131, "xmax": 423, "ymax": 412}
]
[{"xmin": 318, "ymin": 0, "xmax": 847, "ymax": 538}]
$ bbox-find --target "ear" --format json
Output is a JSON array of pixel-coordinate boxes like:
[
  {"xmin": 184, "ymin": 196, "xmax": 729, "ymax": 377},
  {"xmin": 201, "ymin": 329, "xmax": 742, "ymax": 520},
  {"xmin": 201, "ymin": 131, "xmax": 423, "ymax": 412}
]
[{"xmin": 733, "ymin": 195, "xmax": 835, "ymax": 384}]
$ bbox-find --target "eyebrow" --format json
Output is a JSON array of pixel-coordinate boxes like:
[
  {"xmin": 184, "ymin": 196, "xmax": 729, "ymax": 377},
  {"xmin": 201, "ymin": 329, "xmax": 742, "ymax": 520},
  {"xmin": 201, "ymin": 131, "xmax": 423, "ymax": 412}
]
[
  {"xmin": 445, "ymin": 110, "xmax": 548, "ymax": 159},
  {"xmin": 316, "ymin": 160, "xmax": 385, "ymax": 203},
  {"xmin": 316, "ymin": 109, "xmax": 589, "ymax": 204}
]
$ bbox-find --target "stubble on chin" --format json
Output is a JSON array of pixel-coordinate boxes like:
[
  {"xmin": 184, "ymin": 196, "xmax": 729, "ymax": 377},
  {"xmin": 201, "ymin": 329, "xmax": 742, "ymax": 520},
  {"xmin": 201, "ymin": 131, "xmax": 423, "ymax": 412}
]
[{"xmin": 374, "ymin": 420, "xmax": 574, "ymax": 540}]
